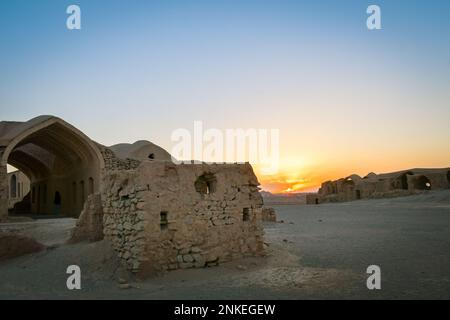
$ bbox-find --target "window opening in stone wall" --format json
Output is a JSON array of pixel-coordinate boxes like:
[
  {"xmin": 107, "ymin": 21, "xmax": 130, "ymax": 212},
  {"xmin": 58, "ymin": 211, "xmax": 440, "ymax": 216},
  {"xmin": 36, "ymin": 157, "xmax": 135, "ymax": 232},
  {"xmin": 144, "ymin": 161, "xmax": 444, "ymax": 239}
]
[
  {"xmin": 243, "ymin": 208, "xmax": 250, "ymax": 221},
  {"xmin": 195, "ymin": 173, "xmax": 217, "ymax": 194},
  {"xmin": 160, "ymin": 211, "xmax": 168, "ymax": 230}
]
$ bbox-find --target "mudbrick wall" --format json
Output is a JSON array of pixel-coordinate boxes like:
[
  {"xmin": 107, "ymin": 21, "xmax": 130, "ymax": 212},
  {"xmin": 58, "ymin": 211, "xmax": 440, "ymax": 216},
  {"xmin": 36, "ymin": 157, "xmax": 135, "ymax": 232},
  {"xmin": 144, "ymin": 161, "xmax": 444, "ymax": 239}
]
[
  {"xmin": 102, "ymin": 160, "xmax": 265, "ymax": 276},
  {"xmin": 313, "ymin": 168, "xmax": 450, "ymax": 204},
  {"xmin": 69, "ymin": 193, "xmax": 104, "ymax": 243},
  {"xmin": 261, "ymin": 207, "xmax": 277, "ymax": 222}
]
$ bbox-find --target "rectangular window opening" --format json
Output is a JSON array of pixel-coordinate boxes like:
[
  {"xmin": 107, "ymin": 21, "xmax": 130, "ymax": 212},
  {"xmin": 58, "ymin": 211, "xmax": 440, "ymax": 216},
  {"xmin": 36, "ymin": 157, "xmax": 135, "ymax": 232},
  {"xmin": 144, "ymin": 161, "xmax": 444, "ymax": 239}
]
[
  {"xmin": 243, "ymin": 208, "xmax": 250, "ymax": 221},
  {"xmin": 160, "ymin": 211, "xmax": 168, "ymax": 230}
]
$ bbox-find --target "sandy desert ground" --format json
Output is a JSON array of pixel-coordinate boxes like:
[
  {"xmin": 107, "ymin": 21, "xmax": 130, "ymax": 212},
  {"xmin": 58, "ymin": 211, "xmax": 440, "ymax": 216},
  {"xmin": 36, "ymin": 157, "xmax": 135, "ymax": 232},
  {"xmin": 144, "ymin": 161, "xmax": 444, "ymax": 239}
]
[{"xmin": 0, "ymin": 190, "xmax": 449, "ymax": 299}]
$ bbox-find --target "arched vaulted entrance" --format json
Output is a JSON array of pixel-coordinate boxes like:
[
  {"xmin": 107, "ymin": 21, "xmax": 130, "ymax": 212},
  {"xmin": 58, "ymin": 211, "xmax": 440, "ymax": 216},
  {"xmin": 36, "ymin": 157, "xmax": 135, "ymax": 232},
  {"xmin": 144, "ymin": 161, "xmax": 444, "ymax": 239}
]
[{"xmin": 0, "ymin": 116, "xmax": 104, "ymax": 218}]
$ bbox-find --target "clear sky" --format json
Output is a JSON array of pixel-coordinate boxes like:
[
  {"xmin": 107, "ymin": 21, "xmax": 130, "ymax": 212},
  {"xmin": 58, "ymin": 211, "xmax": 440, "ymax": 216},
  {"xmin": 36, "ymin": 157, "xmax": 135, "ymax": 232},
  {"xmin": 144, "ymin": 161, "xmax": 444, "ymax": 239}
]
[{"xmin": 1, "ymin": 0, "xmax": 450, "ymax": 193}]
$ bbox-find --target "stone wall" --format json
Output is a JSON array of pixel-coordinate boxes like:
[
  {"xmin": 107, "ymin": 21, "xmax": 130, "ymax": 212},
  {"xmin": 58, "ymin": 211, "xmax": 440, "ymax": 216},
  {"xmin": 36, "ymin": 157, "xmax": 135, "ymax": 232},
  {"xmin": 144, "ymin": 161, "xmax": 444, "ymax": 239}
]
[{"xmin": 102, "ymin": 160, "xmax": 265, "ymax": 276}]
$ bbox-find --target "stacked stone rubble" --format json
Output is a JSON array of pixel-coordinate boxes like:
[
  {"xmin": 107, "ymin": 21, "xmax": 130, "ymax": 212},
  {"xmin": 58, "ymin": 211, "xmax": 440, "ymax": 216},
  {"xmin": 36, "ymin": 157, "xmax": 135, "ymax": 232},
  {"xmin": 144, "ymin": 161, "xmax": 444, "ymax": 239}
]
[
  {"xmin": 102, "ymin": 170, "xmax": 148, "ymax": 272},
  {"xmin": 97, "ymin": 145, "xmax": 141, "ymax": 171}
]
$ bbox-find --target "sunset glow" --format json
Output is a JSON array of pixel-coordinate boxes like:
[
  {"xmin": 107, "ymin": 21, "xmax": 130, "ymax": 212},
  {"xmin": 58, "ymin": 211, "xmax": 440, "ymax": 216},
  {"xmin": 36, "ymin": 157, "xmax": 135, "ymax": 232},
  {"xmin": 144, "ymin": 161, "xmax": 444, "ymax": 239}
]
[{"xmin": 2, "ymin": 1, "xmax": 450, "ymax": 194}]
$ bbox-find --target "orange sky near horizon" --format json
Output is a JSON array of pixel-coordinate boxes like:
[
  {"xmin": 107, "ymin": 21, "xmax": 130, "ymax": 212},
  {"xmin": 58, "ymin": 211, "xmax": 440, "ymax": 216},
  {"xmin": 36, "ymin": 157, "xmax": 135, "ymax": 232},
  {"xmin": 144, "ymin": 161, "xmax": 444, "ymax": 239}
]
[
  {"xmin": 257, "ymin": 158, "xmax": 450, "ymax": 194},
  {"xmin": 254, "ymin": 137, "xmax": 450, "ymax": 194}
]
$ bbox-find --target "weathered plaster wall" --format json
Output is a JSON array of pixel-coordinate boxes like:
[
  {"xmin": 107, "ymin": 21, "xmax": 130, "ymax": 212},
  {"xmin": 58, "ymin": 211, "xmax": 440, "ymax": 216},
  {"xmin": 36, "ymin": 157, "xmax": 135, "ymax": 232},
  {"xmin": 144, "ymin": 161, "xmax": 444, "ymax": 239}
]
[
  {"xmin": 7, "ymin": 171, "xmax": 30, "ymax": 209},
  {"xmin": 102, "ymin": 161, "xmax": 265, "ymax": 276},
  {"xmin": 69, "ymin": 193, "xmax": 104, "ymax": 243},
  {"xmin": 306, "ymin": 194, "xmax": 322, "ymax": 204},
  {"xmin": 261, "ymin": 207, "xmax": 277, "ymax": 222},
  {"xmin": 0, "ymin": 160, "xmax": 7, "ymax": 221}
]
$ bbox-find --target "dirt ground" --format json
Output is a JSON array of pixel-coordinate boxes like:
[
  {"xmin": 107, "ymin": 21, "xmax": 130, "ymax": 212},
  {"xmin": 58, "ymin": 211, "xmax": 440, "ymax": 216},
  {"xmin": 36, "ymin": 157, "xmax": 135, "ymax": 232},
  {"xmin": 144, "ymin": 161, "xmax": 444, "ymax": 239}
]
[{"xmin": 0, "ymin": 190, "xmax": 449, "ymax": 299}]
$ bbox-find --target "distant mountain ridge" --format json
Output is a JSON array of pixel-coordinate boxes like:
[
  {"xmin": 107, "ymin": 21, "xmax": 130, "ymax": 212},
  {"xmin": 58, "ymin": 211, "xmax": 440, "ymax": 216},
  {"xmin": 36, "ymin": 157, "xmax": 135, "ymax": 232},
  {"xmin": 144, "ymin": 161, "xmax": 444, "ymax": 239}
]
[{"xmin": 261, "ymin": 191, "xmax": 310, "ymax": 205}]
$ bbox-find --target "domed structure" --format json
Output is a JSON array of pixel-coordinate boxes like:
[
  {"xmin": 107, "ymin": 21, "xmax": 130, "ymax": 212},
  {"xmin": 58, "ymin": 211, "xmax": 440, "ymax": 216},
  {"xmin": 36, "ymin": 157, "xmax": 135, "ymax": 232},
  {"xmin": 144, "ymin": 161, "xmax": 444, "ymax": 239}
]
[{"xmin": 109, "ymin": 140, "xmax": 172, "ymax": 161}]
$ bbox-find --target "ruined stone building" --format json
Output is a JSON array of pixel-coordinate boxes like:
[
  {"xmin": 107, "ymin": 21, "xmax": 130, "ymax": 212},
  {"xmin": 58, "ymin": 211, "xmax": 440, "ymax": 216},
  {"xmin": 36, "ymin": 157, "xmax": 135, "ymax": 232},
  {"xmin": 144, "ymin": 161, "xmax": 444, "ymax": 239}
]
[
  {"xmin": 0, "ymin": 116, "xmax": 265, "ymax": 275},
  {"xmin": 7, "ymin": 170, "xmax": 30, "ymax": 210},
  {"xmin": 307, "ymin": 168, "xmax": 450, "ymax": 204}
]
